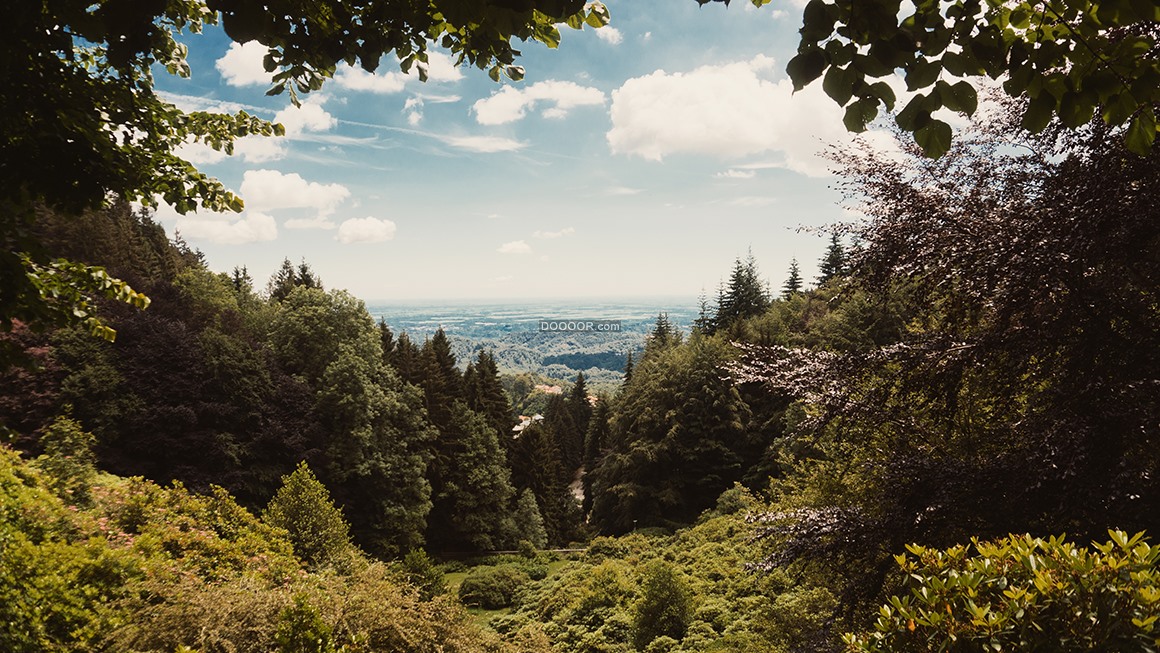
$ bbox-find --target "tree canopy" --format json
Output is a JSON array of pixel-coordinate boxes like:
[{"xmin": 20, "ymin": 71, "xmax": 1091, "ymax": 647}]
[{"xmin": 764, "ymin": 0, "xmax": 1160, "ymax": 157}]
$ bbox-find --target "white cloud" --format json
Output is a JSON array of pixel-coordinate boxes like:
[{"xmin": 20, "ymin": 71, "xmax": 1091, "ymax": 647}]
[
  {"xmin": 497, "ymin": 240, "xmax": 531, "ymax": 254},
  {"xmin": 334, "ymin": 66, "xmax": 407, "ymax": 94},
  {"xmin": 404, "ymin": 97, "xmax": 424, "ymax": 125},
  {"xmin": 333, "ymin": 51, "xmax": 463, "ymax": 94},
  {"xmin": 239, "ymin": 169, "xmax": 351, "ymax": 215},
  {"xmin": 473, "ymin": 81, "xmax": 606, "ymax": 125},
  {"xmin": 216, "ymin": 42, "xmax": 270, "ymax": 87},
  {"xmin": 533, "ymin": 227, "xmax": 575, "ymax": 239},
  {"xmin": 274, "ymin": 95, "xmax": 336, "ymax": 135},
  {"xmin": 608, "ymin": 186, "xmax": 643, "ymax": 196},
  {"xmin": 607, "ymin": 55, "xmax": 859, "ymax": 176},
  {"xmin": 715, "ymin": 169, "xmax": 757, "ymax": 179},
  {"xmin": 336, "ymin": 217, "xmax": 397, "ymax": 244},
  {"xmin": 176, "ymin": 211, "xmax": 278, "ymax": 245},
  {"xmin": 595, "ymin": 27, "xmax": 623, "ymax": 45},
  {"xmin": 438, "ymin": 135, "xmax": 526, "ymax": 153}
]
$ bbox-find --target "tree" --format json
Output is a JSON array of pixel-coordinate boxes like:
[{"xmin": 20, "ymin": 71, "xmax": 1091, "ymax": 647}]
[
  {"xmin": 781, "ymin": 258, "xmax": 803, "ymax": 299},
  {"xmin": 463, "ymin": 350, "xmax": 516, "ymax": 452},
  {"xmin": 771, "ymin": 0, "xmax": 1160, "ymax": 156},
  {"xmin": 816, "ymin": 232, "xmax": 847, "ymax": 285},
  {"xmin": 267, "ymin": 258, "xmax": 323, "ymax": 302},
  {"xmin": 425, "ymin": 402, "xmax": 517, "ymax": 552},
  {"xmin": 632, "ymin": 561, "xmax": 693, "ymax": 650},
  {"xmin": 3, "ymin": 0, "xmax": 610, "ymax": 357},
  {"xmin": 264, "ymin": 461, "xmax": 352, "ymax": 569},
  {"xmin": 739, "ymin": 116, "xmax": 1160, "ymax": 616},
  {"xmin": 715, "ymin": 252, "xmax": 770, "ymax": 332}
]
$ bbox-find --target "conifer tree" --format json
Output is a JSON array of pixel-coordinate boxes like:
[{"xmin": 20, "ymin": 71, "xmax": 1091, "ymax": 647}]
[
  {"xmin": 693, "ymin": 290, "xmax": 716, "ymax": 334},
  {"xmin": 508, "ymin": 420, "xmax": 579, "ymax": 545},
  {"xmin": 644, "ymin": 313, "xmax": 680, "ymax": 358},
  {"xmin": 267, "ymin": 258, "xmax": 324, "ymax": 301},
  {"xmin": 463, "ymin": 350, "xmax": 516, "ymax": 451},
  {"xmin": 568, "ymin": 372, "xmax": 593, "ymax": 440},
  {"xmin": 716, "ymin": 251, "xmax": 771, "ymax": 330},
  {"xmin": 511, "ymin": 488, "xmax": 549, "ymax": 549},
  {"xmin": 581, "ymin": 397, "xmax": 612, "ymax": 518},
  {"xmin": 623, "ymin": 352, "xmax": 635, "ymax": 385},
  {"xmin": 425, "ymin": 402, "xmax": 517, "ymax": 552},
  {"xmin": 387, "ymin": 332, "xmax": 424, "ymax": 386},
  {"xmin": 782, "ymin": 258, "xmax": 804, "ymax": 299},
  {"xmin": 419, "ymin": 327, "xmax": 462, "ymax": 429},
  {"xmin": 378, "ymin": 319, "xmax": 394, "ymax": 361},
  {"xmin": 817, "ymin": 232, "xmax": 848, "ymax": 285}
]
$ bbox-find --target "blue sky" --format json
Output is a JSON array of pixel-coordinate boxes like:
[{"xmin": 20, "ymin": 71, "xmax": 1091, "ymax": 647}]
[{"xmin": 152, "ymin": 0, "xmax": 877, "ymax": 302}]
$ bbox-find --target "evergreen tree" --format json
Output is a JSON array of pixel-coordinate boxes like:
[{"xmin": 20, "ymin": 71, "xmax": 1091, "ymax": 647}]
[
  {"xmin": 589, "ymin": 334, "xmax": 751, "ymax": 534},
  {"xmin": 544, "ymin": 393, "xmax": 583, "ymax": 477},
  {"xmin": 782, "ymin": 258, "xmax": 804, "ymax": 299},
  {"xmin": 567, "ymin": 372, "xmax": 593, "ymax": 443},
  {"xmin": 425, "ymin": 402, "xmax": 518, "ymax": 552},
  {"xmin": 693, "ymin": 290, "xmax": 715, "ymax": 334},
  {"xmin": 463, "ymin": 350, "xmax": 516, "ymax": 453},
  {"xmin": 817, "ymin": 232, "xmax": 847, "ymax": 285},
  {"xmin": 508, "ymin": 420, "xmax": 580, "ymax": 545},
  {"xmin": 644, "ymin": 313, "xmax": 680, "ymax": 358},
  {"xmin": 716, "ymin": 251, "xmax": 771, "ymax": 330},
  {"xmin": 264, "ymin": 461, "xmax": 352, "ymax": 569},
  {"xmin": 267, "ymin": 258, "xmax": 323, "ymax": 301},
  {"xmin": 511, "ymin": 488, "xmax": 548, "ymax": 550},
  {"xmin": 419, "ymin": 328, "xmax": 462, "ymax": 429},
  {"xmin": 387, "ymin": 331, "xmax": 423, "ymax": 386},
  {"xmin": 623, "ymin": 352, "xmax": 634, "ymax": 385},
  {"xmin": 377, "ymin": 319, "xmax": 394, "ymax": 361},
  {"xmin": 581, "ymin": 397, "xmax": 612, "ymax": 518}
]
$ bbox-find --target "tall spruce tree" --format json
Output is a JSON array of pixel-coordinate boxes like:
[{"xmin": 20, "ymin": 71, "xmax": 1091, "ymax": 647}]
[
  {"xmin": 508, "ymin": 420, "xmax": 579, "ymax": 545},
  {"xmin": 581, "ymin": 397, "xmax": 612, "ymax": 518},
  {"xmin": 463, "ymin": 350, "xmax": 516, "ymax": 452},
  {"xmin": 817, "ymin": 232, "xmax": 848, "ymax": 285},
  {"xmin": 782, "ymin": 258, "xmax": 804, "ymax": 299},
  {"xmin": 418, "ymin": 328, "xmax": 462, "ymax": 429},
  {"xmin": 716, "ymin": 251, "xmax": 771, "ymax": 330}
]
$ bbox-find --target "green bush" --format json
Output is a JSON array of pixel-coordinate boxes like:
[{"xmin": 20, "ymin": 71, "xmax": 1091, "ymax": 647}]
[
  {"xmin": 845, "ymin": 531, "xmax": 1160, "ymax": 652},
  {"xmin": 263, "ymin": 461, "xmax": 352, "ymax": 570},
  {"xmin": 458, "ymin": 565, "xmax": 531, "ymax": 609},
  {"xmin": 632, "ymin": 561, "xmax": 693, "ymax": 650}
]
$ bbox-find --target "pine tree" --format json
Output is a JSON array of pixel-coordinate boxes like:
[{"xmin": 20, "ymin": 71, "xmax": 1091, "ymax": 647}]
[
  {"xmin": 782, "ymin": 258, "xmax": 804, "ymax": 299},
  {"xmin": 419, "ymin": 327, "xmax": 462, "ymax": 429},
  {"xmin": 567, "ymin": 372, "xmax": 593, "ymax": 438},
  {"xmin": 378, "ymin": 319, "xmax": 395, "ymax": 361},
  {"xmin": 581, "ymin": 397, "xmax": 611, "ymax": 518},
  {"xmin": 623, "ymin": 351, "xmax": 634, "ymax": 385},
  {"xmin": 508, "ymin": 420, "xmax": 579, "ymax": 545},
  {"xmin": 817, "ymin": 232, "xmax": 848, "ymax": 285},
  {"xmin": 644, "ymin": 313, "xmax": 680, "ymax": 358}
]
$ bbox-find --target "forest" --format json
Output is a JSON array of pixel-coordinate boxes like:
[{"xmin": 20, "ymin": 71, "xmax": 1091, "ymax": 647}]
[{"xmin": 3, "ymin": 0, "xmax": 1160, "ymax": 651}]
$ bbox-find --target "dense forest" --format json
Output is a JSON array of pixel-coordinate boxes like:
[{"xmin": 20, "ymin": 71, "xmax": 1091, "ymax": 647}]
[
  {"xmin": 4, "ymin": 0, "xmax": 1160, "ymax": 650},
  {"xmin": 3, "ymin": 104, "xmax": 1159, "ymax": 651}
]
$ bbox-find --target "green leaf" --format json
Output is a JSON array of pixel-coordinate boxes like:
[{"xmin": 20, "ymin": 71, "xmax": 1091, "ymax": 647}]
[
  {"xmin": 843, "ymin": 98, "xmax": 879, "ymax": 132},
  {"xmin": 1124, "ymin": 106, "xmax": 1156, "ymax": 155},
  {"xmin": 787, "ymin": 48, "xmax": 828, "ymax": 91},
  {"xmin": 896, "ymin": 93, "xmax": 931, "ymax": 131},
  {"xmin": 938, "ymin": 80, "xmax": 978, "ymax": 115},
  {"xmin": 905, "ymin": 58, "xmax": 942, "ymax": 90},
  {"xmin": 823, "ymin": 65, "xmax": 855, "ymax": 105},
  {"xmin": 869, "ymin": 81, "xmax": 897, "ymax": 111},
  {"xmin": 915, "ymin": 119, "xmax": 952, "ymax": 157},
  {"xmin": 1021, "ymin": 92, "xmax": 1055, "ymax": 132}
]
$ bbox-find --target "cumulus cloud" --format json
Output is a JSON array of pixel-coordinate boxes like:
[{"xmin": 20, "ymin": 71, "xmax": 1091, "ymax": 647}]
[
  {"xmin": 216, "ymin": 42, "xmax": 270, "ymax": 87},
  {"xmin": 533, "ymin": 227, "xmax": 575, "ymax": 239},
  {"xmin": 239, "ymin": 169, "xmax": 351, "ymax": 215},
  {"xmin": 274, "ymin": 95, "xmax": 336, "ymax": 135},
  {"xmin": 175, "ymin": 211, "xmax": 278, "ymax": 245},
  {"xmin": 595, "ymin": 26, "xmax": 623, "ymax": 45},
  {"xmin": 607, "ymin": 55, "xmax": 858, "ymax": 176},
  {"xmin": 333, "ymin": 51, "xmax": 463, "ymax": 94},
  {"xmin": 336, "ymin": 217, "xmax": 397, "ymax": 244},
  {"xmin": 437, "ymin": 135, "xmax": 526, "ymax": 153},
  {"xmin": 473, "ymin": 81, "xmax": 606, "ymax": 125},
  {"xmin": 497, "ymin": 240, "xmax": 531, "ymax": 254}
]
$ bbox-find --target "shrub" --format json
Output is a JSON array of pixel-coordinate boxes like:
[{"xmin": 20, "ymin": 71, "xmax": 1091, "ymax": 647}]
[
  {"xmin": 633, "ymin": 561, "xmax": 693, "ymax": 650},
  {"xmin": 458, "ymin": 565, "xmax": 531, "ymax": 609},
  {"xmin": 263, "ymin": 461, "xmax": 352, "ymax": 570},
  {"xmin": 845, "ymin": 530, "xmax": 1160, "ymax": 652}
]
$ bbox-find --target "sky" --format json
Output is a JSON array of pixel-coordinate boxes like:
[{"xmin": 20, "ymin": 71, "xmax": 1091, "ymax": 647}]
[{"xmin": 151, "ymin": 0, "xmax": 880, "ymax": 303}]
